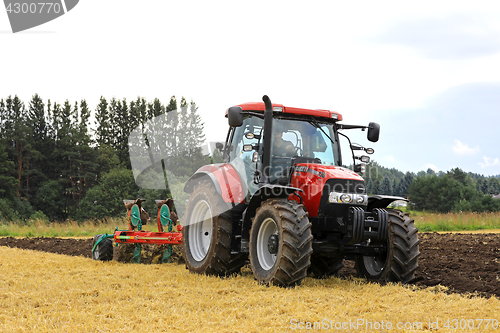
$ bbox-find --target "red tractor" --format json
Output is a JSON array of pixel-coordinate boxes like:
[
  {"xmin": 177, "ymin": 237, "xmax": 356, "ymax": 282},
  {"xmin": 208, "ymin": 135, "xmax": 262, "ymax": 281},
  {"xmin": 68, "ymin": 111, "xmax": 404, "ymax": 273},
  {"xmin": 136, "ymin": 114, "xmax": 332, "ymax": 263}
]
[{"xmin": 182, "ymin": 96, "xmax": 419, "ymax": 286}]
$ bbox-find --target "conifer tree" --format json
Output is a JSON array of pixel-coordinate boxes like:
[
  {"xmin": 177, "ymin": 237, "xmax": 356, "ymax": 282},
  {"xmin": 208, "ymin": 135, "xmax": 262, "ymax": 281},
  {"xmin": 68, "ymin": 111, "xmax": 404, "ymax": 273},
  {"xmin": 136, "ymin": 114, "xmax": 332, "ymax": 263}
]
[
  {"xmin": 71, "ymin": 99, "xmax": 98, "ymax": 202},
  {"xmin": 379, "ymin": 177, "xmax": 392, "ymax": 195},
  {"xmin": 6, "ymin": 96, "xmax": 40, "ymax": 199},
  {"xmin": 0, "ymin": 142, "xmax": 17, "ymax": 199},
  {"xmin": 487, "ymin": 177, "xmax": 500, "ymax": 195},
  {"xmin": 95, "ymin": 96, "xmax": 110, "ymax": 148},
  {"xmin": 27, "ymin": 94, "xmax": 49, "ymax": 194}
]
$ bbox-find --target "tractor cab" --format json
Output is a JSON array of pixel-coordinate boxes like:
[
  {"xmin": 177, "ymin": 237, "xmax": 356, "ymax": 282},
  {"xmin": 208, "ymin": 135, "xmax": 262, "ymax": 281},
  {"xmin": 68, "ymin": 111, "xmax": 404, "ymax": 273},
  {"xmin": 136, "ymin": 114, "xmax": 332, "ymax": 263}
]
[
  {"xmin": 223, "ymin": 101, "xmax": 377, "ymax": 207},
  {"xmin": 226, "ymin": 114, "xmax": 340, "ymax": 194}
]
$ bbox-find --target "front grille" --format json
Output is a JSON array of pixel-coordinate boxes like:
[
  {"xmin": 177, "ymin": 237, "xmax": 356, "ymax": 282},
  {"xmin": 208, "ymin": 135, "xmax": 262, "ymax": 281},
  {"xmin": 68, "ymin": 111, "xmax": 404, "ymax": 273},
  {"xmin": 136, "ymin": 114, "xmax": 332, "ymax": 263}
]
[{"xmin": 318, "ymin": 179, "xmax": 366, "ymax": 218}]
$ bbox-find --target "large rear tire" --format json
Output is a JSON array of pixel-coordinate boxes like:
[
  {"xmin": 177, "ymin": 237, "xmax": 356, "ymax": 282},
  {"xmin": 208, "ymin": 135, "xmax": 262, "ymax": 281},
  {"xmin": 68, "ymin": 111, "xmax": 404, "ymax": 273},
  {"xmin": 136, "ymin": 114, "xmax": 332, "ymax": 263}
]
[
  {"xmin": 249, "ymin": 199, "xmax": 313, "ymax": 287},
  {"xmin": 354, "ymin": 209, "xmax": 420, "ymax": 283},
  {"xmin": 182, "ymin": 181, "xmax": 246, "ymax": 276}
]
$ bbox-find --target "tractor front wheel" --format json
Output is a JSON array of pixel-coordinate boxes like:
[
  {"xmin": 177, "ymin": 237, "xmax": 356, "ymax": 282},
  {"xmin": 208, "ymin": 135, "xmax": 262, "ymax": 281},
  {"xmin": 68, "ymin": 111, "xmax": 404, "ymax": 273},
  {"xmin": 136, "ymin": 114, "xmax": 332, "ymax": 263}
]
[
  {"xmin": 354, "ymin": 209, "xmax": 420, "ymax": 283},
  {"xmin": 249, "ymin": 199, "xmax": 312, "ymax": 287},
  {"xmin": 182, "ymin": 181, "xmax": 246, "ymax": 276}
]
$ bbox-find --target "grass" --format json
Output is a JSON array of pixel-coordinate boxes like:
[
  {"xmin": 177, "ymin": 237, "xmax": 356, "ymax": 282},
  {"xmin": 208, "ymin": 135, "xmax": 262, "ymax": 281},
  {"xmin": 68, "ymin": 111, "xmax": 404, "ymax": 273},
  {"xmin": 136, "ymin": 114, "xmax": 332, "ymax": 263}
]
[
  {"xmin": 1, "ymin": 246, "xmax": 499, "ymax": 332},
  {"xmin": 407, "ymin": 210, "xmax": 500, "ymax": 232},
  {"xmin": 0, "ymin": 217, "xmax": 129, "ymax": 238}
]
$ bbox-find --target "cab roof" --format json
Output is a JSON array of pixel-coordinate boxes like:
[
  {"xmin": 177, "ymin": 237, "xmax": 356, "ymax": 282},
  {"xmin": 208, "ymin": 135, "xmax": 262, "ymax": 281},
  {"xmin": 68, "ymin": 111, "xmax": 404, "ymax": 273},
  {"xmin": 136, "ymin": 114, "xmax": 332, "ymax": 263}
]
[{"xmin": 226, "ymin": 102, "xmax": 343, "ymax": 121}]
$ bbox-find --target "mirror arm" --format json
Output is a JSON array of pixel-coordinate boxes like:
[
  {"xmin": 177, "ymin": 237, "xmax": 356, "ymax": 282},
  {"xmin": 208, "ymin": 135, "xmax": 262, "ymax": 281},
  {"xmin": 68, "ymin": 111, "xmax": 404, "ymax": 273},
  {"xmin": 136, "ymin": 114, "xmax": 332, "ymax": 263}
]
[
  {"xmin": 338, "ymin": 131, "xmax": 356, "ymax": 167},
  {"xmin": 337, "ymin": 124, "xmax": 367, "ymax": 130},
  {"xmin": 243, "ymin": 111, "xmax": 265, "ymax": 119}
]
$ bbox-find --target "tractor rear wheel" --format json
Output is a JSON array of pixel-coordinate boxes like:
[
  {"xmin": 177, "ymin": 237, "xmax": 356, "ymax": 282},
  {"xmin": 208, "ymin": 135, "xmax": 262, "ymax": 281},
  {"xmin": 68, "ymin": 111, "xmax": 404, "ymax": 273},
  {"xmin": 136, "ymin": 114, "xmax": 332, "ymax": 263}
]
[
  {"xmin": 249, "ymin": 199, "xmax": 312, "ymax": 287},
  {"xmin": 92, "ymin": 234, "xmax": 113, "ymax": 261},
  {"xmin": 182, "ymin": 181, "xmax": 246, "ymax": 276},
  {"xmin": 309, "ymin": 255, "xmax": 344, "ymax": 279},
  {"xmin": 354, "ymin": 209, "xmax": 420, "ymax": 283}
]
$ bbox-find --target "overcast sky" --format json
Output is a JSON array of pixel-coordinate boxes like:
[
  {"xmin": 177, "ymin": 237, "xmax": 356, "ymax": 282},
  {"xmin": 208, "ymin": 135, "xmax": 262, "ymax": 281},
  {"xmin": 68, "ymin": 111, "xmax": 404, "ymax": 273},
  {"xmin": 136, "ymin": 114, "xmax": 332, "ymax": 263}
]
[{"xmin": 1, "ymin": 1, "xmax": 499, "ymax": 176}]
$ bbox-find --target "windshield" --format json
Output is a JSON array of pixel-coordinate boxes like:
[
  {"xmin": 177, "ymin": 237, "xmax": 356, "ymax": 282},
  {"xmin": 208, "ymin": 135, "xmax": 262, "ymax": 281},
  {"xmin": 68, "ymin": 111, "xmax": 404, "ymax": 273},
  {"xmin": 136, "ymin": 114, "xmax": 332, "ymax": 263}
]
[
  {"xmin": 228, "ymin": 116, "xmax": 340, "ymax": 197},
  {"xmin": 271, "ymin": 118, "xmax": 339, "ymax": 165}
]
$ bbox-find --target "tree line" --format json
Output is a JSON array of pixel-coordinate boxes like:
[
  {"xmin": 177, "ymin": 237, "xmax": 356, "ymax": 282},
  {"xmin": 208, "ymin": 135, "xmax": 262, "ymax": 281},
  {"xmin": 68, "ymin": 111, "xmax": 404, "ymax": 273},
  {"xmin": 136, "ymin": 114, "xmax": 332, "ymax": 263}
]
[
  {"xmin": 0, "ymin": 94, "xmax": 207, "ymax": 223},
  {"xmin": 1, "ymin": 94, "xmax": 499, "ymax": 223},
  {"xmin": 363, "ymin": 162, "xmax": 500, "ymax": 213}
]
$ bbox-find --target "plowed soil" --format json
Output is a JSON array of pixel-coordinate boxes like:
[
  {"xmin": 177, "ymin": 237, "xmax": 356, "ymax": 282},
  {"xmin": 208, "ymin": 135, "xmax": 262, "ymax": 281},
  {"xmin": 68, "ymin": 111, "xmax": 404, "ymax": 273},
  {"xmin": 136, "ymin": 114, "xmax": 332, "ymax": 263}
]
[{"xmin": 1, "ymin": 232, "xmax": 499, "ymax": 298}]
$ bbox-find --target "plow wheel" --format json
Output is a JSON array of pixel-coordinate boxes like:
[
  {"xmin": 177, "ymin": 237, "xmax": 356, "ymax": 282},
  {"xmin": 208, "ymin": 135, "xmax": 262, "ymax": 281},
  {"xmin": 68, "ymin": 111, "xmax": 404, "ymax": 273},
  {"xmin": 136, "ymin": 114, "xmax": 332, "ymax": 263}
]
[
  {"xmin": 92, "ymin": 234, "xmax": 113, "ymax": 261},
  {"xmin": 354, "ymin": 209, "xmax": 420, "ymax": 283},
  {"xmin": 249, "ymin": 199, "xmax": 312, "ymax": 287},
  {"xmin": 182, "ymin": 181, "xmax": 246, "ymax": 276},
  {"xmin": 309, "ymin": 255, "xmax": 344, "ymax": 279}
]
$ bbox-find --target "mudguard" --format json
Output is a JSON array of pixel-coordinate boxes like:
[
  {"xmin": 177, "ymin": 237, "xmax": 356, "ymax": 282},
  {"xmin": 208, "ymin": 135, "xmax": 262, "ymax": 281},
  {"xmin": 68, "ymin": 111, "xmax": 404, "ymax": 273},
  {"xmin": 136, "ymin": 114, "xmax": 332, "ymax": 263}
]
[
  {"xmin": 367, "ymin": 195, "xmax": 408, "ymax": 211},
  {"xmin": 184, "ymin": 163, "xmax": 246, "ymax": 205}
]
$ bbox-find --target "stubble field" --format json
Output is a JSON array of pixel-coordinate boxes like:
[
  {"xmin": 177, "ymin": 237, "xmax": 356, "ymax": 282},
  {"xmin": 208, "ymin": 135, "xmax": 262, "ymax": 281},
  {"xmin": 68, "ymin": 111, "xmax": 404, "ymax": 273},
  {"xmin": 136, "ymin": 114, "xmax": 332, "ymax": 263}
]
[{"xmin": 1, "ymin": 231, "xmax": 500, "ymax": 332}]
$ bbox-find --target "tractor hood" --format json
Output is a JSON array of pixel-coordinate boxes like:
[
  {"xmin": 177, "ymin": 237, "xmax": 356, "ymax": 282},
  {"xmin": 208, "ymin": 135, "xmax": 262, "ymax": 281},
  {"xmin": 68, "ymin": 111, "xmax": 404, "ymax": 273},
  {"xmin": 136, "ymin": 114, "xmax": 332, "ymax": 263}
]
[
  {"xmin": 290, "ymin": 163, "xmax": 365, "ymax": 218},
  {"xmin": 293, "ymin": 163, "xmax": 364, "ymax": 183}
]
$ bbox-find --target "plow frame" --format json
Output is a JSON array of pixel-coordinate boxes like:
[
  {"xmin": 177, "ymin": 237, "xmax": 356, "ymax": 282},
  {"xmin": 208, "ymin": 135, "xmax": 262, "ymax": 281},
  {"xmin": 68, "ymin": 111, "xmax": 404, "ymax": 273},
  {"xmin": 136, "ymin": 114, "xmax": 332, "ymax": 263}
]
[{"xmin": 92, "ymin": 200, "xmax": 183, "ymax": 263}]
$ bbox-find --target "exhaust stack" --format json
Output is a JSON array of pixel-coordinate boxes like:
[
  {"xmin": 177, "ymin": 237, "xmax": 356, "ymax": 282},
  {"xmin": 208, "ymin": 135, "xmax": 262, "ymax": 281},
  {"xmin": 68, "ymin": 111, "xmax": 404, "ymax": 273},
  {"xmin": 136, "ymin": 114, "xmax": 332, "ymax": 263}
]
[{"xmin": 259, "ymin": 95, "xmax": 273, "ymax": 187}]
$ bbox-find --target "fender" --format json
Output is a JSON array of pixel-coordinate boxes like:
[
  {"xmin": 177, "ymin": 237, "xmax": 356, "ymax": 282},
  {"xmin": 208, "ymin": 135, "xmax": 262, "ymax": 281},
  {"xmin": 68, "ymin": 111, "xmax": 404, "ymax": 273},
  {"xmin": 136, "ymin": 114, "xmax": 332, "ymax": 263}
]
[
  {"xmin": 367, "ymin": 195, "xmax": 408, "ymax": 211},
  {"xmin": 184, "ymin": 163, "xmax": 246, "ymax": 205}
]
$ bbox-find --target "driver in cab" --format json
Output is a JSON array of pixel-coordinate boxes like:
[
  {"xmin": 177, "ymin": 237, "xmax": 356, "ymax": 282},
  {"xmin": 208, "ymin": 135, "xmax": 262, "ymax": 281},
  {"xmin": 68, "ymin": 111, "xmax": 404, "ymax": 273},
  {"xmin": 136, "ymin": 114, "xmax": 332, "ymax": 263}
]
[{"xmin": 272, "ymin": 129, "xmax": 296, "ymax": 157}]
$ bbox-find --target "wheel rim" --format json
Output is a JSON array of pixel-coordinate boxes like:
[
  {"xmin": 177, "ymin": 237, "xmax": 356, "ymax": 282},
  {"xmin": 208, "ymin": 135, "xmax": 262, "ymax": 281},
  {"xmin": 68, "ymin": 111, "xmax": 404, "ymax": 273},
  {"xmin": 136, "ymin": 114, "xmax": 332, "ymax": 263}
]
[
  {"xmin": 188, "ymin": 199, "xmax": 213, "ymax": 262},
  {"xmin": 256, "ymin": 217, "xmax": 278, "ymax": 270},
  {"xmin": 362, "ymin": 255, "xmax": 386, "ymax": 276},
  {"xmin": 93, "ymin": 246, "xmax": 100, "ymax": 260}
]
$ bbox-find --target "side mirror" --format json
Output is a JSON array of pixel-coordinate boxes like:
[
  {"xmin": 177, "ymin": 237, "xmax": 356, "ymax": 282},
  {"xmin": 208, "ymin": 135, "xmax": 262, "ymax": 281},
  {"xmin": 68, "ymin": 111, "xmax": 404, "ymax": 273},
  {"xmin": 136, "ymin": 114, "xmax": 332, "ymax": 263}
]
[
  {"xmin": 355, "ymin": 155, "xmax": 370, "ymax": 163},
  {"xmin": 215, "ymin": 142, "xmax": 223, "ymax": 151},
  {"xmin": 367, "ymin": 122, "xmax": 380, "ymax": 142},
  {"xmin": 228, "ymin": 106, "xmax": 243, "ymax": 127}
]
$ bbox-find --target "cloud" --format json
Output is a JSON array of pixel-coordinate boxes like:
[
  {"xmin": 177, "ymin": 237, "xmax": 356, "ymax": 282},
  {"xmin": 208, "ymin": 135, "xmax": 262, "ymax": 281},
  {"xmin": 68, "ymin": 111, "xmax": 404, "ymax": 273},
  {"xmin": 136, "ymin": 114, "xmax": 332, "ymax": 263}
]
[
  {"xmin": 479, "ymin": 156, "xmax": 500, "ymax": 168},
  {"xmin": 452, "ymin": 140, "xmax": 479, "ymax": 156},
  {"xmin": 376, "ymin": 83, "xmax": 500, "ymax": 175},
  {"xmin": 424, "ymin": 164, "xmax": 439, "ymax": 172},
  {"xmin": 376, "ymin": 15, "xmax": 500, "ymax": 59}
]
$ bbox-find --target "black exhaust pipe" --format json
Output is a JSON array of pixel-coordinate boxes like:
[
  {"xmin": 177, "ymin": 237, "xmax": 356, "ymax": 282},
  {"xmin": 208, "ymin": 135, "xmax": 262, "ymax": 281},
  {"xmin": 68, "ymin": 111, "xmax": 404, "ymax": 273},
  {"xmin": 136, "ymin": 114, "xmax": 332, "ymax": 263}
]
[{"xmin": 259, "ymin": 95, "xmax": 273, "ymax": 187}]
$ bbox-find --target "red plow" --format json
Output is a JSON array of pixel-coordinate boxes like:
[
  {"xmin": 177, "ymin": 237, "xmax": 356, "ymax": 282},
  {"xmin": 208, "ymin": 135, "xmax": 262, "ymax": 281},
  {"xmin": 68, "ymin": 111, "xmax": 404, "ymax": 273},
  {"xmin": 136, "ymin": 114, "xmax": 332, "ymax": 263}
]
[{"xmin": 92, "ymin": 199, "xmax": 183, "ymax": 263}]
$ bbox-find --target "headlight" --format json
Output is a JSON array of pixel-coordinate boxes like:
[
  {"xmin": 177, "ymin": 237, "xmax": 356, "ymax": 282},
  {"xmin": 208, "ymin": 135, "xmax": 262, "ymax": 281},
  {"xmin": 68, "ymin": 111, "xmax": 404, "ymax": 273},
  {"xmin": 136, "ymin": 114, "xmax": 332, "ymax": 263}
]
[
  {"xmin": 329, "ymin": 192, "xmax": 367, "ymax": 205},
  {"xmin": 328, "ymin": 192, "xmax": 339, "ymax": 203},
  {"xmin": 356, "ymin": 195, "xmax": 367, "ymax": 204},
  {"xmin": 340, "ymin": 194, "xmax": 353, "ymax": 203}
]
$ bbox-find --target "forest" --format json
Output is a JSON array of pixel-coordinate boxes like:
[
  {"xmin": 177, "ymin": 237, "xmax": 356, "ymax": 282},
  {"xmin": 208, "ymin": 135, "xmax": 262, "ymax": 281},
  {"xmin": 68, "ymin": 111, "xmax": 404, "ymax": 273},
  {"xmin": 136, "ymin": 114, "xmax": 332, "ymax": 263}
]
[
  {"xmin": 0, "ymin": 94, "xmax": 499, "ymax": 223},
  {"xmin": 362, "ymin": 162, "xmax": 500, "ymax": 213},
  {"xmin": 0, "ymin": 94, "xmax": 208, "ymax": 222}
]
